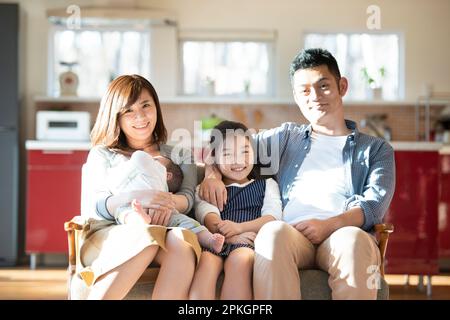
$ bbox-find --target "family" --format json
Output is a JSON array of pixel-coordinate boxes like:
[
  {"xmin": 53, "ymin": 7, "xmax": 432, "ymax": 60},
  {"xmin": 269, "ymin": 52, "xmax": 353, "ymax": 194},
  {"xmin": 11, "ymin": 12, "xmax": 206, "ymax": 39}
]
[{"xmin": 78, "ymin": 48, "xmax": 395, "ymax": 300}]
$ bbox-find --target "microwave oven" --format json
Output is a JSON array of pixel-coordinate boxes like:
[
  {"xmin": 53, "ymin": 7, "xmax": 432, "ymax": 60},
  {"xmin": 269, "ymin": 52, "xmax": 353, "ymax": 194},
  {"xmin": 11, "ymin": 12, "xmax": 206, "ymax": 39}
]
[{"xmin": 36, "ymin": 111, "xmax": 91, "ymax": 141}]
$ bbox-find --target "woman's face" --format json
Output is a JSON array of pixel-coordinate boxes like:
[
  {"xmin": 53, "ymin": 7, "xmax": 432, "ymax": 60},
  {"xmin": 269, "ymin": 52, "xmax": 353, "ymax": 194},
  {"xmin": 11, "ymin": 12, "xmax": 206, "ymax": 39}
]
[
  {"xmin": 118, "ymin": 89, "xmax": 157, "ymax": 149},
  {"xmin": 217, "ymin": 134, "xmax": 254, "ymax": 184}
]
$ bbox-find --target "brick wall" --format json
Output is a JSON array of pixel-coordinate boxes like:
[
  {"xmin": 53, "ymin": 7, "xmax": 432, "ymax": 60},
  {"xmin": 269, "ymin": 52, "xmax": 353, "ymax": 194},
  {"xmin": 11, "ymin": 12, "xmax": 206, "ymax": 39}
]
[
  {"xmin": 35, "ymin": 99, "xmax": 446, "ymax": 142},
  {"xmin": 160, "ymin": 102, "xmax": 445, "ymax": 142}
]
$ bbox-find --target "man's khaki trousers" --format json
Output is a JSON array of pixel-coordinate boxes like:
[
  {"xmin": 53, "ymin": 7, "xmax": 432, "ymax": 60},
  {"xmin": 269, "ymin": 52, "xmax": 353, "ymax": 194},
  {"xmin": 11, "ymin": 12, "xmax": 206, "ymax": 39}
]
[{"xmin": 254, "ymin": 221, "xmax": 381, "ymax": 299}]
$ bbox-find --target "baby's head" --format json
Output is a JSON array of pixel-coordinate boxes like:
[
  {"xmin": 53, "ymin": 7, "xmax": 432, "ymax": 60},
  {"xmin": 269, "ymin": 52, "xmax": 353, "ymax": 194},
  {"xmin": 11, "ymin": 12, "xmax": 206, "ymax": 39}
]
[
  {"xmin": 209, "ymin": 120, "xmax": 256, "ymax": 183},
  {"xmin": 154, "ymin": 156, "xmax": 183, "ymax": 193}
]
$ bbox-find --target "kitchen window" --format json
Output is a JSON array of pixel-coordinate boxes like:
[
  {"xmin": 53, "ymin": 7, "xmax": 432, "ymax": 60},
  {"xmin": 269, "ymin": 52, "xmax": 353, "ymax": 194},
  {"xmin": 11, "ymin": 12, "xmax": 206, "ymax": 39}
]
[
  {"xmin": 179, "ymin": 30, "xmax": 276, "ymax": 97},
  {"xmin": 48, "ymin": 19, "xmax": 151, "ymax": 97},
  {"xmin": 304, "ymin": 32, "xmax": 403, "ymax": 101}
]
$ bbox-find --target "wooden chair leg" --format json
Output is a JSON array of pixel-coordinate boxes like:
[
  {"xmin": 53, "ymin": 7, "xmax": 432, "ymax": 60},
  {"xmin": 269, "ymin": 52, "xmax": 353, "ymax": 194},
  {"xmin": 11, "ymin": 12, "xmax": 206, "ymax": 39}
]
[{"xmin": 64, "ymin": 217, "xmax": 84, "ymax": 300}]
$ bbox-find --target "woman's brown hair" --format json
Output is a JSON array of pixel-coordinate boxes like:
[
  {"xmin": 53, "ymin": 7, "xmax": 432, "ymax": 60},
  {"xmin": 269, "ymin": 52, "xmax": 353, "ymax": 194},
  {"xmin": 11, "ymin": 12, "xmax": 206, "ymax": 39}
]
[{"xmin": 90, "ymin": 74, "xmax": 167, "ymax": 152}]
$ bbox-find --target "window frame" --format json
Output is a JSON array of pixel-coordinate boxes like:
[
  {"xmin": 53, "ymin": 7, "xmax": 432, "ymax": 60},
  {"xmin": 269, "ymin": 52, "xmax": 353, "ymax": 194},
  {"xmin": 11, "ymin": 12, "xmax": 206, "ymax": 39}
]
[
  {"xmin": 302, "ymin": 30, "xmax": 405, "ymax": 101},
  {"xmin": 47, "ymin": 23, "xmax": 151, "ymax": 97},
  {"xmin": 177, "ymin": 31, "xmax": 276, "ymax": 98}
]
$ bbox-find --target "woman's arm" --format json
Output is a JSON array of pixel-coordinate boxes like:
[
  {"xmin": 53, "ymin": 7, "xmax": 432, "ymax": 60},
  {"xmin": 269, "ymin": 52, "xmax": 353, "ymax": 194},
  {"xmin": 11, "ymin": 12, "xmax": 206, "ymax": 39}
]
[
  {"xmin": 161, "ymin": 144, "xmax": 196, "ymax": 214},
  {"xmin": 171, "ymin": 194, "xmax": 189, "ymax": 213},
  {"xmin": 81, "ymin": 146, "xmax": 116, "ymax": 220},
  {"xmin": 83, "ymin": 146, "xmax": 174, "ymax": 221}
]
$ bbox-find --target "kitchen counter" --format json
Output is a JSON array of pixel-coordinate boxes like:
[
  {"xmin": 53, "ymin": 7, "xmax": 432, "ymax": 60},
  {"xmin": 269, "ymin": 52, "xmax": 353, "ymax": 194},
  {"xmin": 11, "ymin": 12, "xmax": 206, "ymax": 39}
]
[
  {"xmin": 25, "ymin": 140, "xmax": 91, "ymax": 151},
  {"xmin": 25, "ymin": 140, "xmax": 449, "ymax": 152},
  {"xmin": 389, "ymin": 141, "xmax": 443, "ymax": 151},
  {"xmin": 440, "ymin": 145, "xmax": 450, "ymax": 154}
]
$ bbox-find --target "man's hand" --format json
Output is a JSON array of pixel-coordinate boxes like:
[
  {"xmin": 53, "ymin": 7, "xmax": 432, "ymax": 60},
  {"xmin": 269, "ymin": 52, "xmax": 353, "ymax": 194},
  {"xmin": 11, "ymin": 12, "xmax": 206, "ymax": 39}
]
[
  {"xmin": 293, "ymin": 219, "xmax": 335, "ymax": 245},
  {"xmin": 199, "ymin": 178, "xmax": 227, "ymax": 211},
  {"xmin": 217, "ymin": 220, "xmax": 243, "ymax": 237},
  {"xmin": 226, "ymin": 232, "xmax": 257, "ymax": 245}
]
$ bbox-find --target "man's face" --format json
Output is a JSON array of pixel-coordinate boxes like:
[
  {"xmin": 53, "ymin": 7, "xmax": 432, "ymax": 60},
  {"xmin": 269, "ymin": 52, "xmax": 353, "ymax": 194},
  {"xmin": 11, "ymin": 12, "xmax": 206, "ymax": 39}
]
[{"xmin": 292, "ymin": 65, "xmax": 347, "ymax": 126}]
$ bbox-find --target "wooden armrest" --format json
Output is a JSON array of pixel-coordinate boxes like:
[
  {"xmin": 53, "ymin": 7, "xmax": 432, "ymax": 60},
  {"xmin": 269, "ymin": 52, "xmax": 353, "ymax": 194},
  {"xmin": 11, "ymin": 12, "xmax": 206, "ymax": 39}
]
[
  {"xmin": 64, "ymin": 216, "xmax": 85, "ymax": 231},
  {"xmin": 374, "ymin": 223, "xmax": 394, "ymax": 234},
  {"xmin": 64, "ymin": 216, "xmax": 86, "ymax": 277},
  {"xmin": 373, "ymin": 223, "xmax": 394, "ymax": 277}
]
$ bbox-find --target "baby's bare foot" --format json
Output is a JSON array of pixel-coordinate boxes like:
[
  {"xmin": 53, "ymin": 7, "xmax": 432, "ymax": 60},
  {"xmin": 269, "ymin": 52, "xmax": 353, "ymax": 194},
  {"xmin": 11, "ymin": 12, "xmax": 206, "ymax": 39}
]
[
  {"xmin": 132, "ymin": 199, "xmax": 151, "ymax": 222},
  {"xmin": 210, "ymin": 233, "xmax": 225, "ymax": 253}
]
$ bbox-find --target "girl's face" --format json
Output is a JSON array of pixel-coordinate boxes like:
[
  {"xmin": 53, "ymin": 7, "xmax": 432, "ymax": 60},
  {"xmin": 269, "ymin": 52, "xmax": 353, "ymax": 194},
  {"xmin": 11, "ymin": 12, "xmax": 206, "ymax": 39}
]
[
  {"xmin": 118, "ymin": 89, "xmax": 157, "ymax": 149},
  {"xmin": 217, "ymin": 134, "xmax": 254, "ymax": 184}
]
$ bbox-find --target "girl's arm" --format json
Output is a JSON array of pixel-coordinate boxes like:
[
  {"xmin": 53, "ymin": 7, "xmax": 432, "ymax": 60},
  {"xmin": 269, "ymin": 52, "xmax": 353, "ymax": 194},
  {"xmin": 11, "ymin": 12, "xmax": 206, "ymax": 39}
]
[
  {"xmin": 217, "ymin": 215, "xmax": 276, "ymax": 237},
  {"xmin": 217, "ymin": 178, "xmax": 282, "ymax": 237},
  {"xmin": 239, "ymin": 215, "xmax": 276, "ymax": 233},
  {"xmin": 203, "ymin": 212, "xmax": 223, "ymax": 234}
]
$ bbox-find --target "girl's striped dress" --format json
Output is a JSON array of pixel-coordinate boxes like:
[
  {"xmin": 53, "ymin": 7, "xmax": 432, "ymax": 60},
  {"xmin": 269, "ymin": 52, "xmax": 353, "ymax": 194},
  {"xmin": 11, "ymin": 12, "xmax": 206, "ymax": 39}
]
[{"xmin": 204, "ymin": 179, "xmax": 266, "ymax": 257}]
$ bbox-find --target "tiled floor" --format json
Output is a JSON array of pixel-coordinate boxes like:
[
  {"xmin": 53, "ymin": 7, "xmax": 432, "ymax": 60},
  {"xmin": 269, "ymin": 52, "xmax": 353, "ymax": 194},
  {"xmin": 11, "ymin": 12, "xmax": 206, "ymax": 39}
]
[{"xmin": 0, "ymin": 267, "xmax": 449, "ymax": 300}]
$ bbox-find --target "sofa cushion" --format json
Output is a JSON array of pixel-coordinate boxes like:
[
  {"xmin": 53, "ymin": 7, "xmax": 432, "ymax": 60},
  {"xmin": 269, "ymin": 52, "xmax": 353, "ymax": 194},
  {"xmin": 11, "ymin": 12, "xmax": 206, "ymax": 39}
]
[{"xmin": 69, "ymin": 267, "xmax": 389, "ymax": 300}]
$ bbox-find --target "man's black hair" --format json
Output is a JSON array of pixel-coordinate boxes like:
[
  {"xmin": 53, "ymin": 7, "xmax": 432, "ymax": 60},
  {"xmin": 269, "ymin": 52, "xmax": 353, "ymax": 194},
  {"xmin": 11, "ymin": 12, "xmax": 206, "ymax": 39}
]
[{"xmin": 289, "ymin": 48, "xmax": 341, "ymax": 84}]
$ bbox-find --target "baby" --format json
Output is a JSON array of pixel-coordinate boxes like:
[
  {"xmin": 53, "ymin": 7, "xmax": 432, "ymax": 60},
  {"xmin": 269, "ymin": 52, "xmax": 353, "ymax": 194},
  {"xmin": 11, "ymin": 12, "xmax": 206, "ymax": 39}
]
[{"xmin": 107, "ymin": 150, "xmax": 224, "ymax": 253}]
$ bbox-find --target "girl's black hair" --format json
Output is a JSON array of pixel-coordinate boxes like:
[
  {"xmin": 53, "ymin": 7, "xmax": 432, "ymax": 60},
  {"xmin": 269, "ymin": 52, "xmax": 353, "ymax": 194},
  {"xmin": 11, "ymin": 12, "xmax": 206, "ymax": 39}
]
[{"xmin": 209, "ymin": 120, "xmax": 261, "ymax": 180}]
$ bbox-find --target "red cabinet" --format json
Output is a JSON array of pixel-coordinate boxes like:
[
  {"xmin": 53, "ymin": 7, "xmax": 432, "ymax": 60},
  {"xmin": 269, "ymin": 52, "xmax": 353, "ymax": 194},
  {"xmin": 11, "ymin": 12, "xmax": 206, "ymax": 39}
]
[
  {"xmin": 384, "ymin": 147, "xmax": 440, "ymax": 275},
  {"xmin": 25, "ymin": 146, "xmax": 88, "ymax": 266},
  {"xmin": 439, "ymin": 151, "xmax": 450, "ymax": 260}
]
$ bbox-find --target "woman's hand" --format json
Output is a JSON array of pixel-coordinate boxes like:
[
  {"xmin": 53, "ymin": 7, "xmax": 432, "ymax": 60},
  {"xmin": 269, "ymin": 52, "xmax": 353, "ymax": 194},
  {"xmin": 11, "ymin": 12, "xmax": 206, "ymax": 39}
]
[
  {"xmin": 148, "ymin": 207, "xmax": 172, "ymax": 226},
  {"xmin": 130, "ymin": 190, "xmax": 175, "ymax": 211},
  {"xmin": 217, "ymin": 220, "xmax": 243, "ymax": 237},
  {"xmin": 226, "ymin": 232, "xmax": 256, "ymax": 245}
]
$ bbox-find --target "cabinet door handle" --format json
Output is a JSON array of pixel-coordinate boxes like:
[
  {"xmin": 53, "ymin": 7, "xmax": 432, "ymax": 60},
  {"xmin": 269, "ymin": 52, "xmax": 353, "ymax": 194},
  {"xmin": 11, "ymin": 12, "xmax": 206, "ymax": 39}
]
[
  {"xmin": 42, "ymin": 150, "xmax": 74, "ymax": 154},
  {"xmin": 0, "ymin": 126, "xmax": 16, "ymax": 132}
]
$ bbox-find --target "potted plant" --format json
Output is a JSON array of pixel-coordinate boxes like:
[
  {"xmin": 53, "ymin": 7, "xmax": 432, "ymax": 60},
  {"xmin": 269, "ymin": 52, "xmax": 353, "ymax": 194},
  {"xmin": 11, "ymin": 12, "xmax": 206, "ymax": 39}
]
[
  {"xmin": 243, "ymin": 79, "xmax": 251, "ymax": 96},
  {"xmin": 361, "ymin": 66, "xmax": 385, "ymax": 100},
  {"xmin": 204, "ymin": 76, "xmax": 215, "ymax": 96}
]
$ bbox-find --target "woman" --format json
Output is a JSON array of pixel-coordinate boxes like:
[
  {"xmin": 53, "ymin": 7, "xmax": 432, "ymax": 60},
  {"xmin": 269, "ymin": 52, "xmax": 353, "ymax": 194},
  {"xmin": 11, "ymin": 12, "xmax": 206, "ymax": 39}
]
[{"xmin": 79, "ymin": 74, "xmax": 200, "ymax": 299}]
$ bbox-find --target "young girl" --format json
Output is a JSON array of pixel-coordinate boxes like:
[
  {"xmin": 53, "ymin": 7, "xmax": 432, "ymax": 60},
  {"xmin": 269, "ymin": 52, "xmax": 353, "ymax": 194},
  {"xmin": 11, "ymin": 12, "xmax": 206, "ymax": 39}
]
[{"xmin": 189, "ymin": 120, "xmax": 282, "ymax": 300}]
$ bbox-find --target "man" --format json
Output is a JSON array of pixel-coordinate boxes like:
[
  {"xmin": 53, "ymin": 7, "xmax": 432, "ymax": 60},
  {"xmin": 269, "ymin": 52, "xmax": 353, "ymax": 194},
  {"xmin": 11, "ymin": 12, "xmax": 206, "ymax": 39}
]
[{"xmin": 198, "ymin": 48, "xmax": 395, "ymax": 299}]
